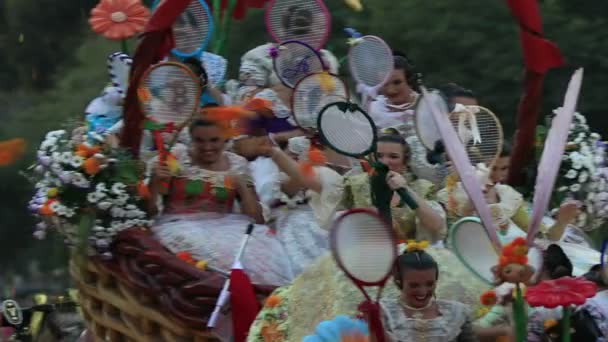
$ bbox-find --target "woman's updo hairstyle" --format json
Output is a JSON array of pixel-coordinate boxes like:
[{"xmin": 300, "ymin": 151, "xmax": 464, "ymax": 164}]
[
  {"xmin": 392, "ymin": 51, "xmax": 422, "ymax": 93},
  {"xmin": 583, "ymin": 264, "xmax": 608, "ymax": 288},
  {"xmin": 542, "ymin": 244, "xmax": 573, "ymax": 279},
  {"xmin": 392, "ymin": 248, "xmax": 439, "ymax": 289},
  {"xmin": 182, "ymin": 57, "xmax": 209, "ymax": 86},
  {"xmin": 377, "ymin": 134, "xmax": 411, "ymax": 164}
]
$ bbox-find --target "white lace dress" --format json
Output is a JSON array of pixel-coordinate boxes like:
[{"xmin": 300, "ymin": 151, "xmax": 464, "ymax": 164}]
[
  {"xmin": 249, "ymin": 158, "xmax": 332, "ymax": 277},
  {"xmin": 150, "ymin": 149, "xmax": 293, "ymax": 286},
  {"xmin": 381, "ymin": 299, "xmax": 478, "ymax": 342}
]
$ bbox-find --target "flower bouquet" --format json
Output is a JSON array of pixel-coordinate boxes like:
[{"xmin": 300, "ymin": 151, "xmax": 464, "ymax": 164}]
[{"xmin": 27, "ymin": 129, "xmax": 151, "ymax": 258}]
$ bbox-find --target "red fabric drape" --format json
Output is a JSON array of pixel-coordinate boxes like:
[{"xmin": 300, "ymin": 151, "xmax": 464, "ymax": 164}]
[
  {"xmin": 229, "ymin": 268, "xmax": 260, "ymax": 342},
  {"xmin": 120, "ymin": 0, "xmax": 192, "ymax": 156},
  {"xmin": 505, "ymin": 0, "xmax": 565, "ymax": 184}
]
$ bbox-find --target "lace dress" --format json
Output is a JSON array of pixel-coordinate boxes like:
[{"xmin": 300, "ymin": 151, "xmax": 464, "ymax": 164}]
[
  {"xmin": 247, "ymin": 172, "xmax": 490, "ymax": 342},
  {"xmin": 249, "ymin": 157, "xmax": 330, "ymax": 278},
  {"xmin": 151, "ymin": 149, "xmax": 293, "ymax": 286},
  {"xmin": 381, "ymin": 299, "xmax": 478, "ymax": 342}
]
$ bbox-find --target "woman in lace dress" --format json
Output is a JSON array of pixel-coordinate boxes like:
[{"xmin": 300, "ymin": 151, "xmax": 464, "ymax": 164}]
[
  {"xmin": 381, "ymin": 243, "xmax": 478, "ymax": 342},
  {"xmin": 148, "ymin": 118, "xmax": 293, "ymax": 286},
  {"xmin": 246, "ymin": 134, "xmax": 491, "ymax": 342}
]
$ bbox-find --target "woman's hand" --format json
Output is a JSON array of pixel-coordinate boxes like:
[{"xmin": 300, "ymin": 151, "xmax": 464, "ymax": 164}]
[
  {"xmin": 153, "ymin": 163, "xmax": 172, "ymax": 183},
  {"xmin": 386, "ymin": 171, "xmax": 407, "ymax": 190},
  {"xmin": 556, "ymin": 200, "xmax": 581, "ymax": 226}
]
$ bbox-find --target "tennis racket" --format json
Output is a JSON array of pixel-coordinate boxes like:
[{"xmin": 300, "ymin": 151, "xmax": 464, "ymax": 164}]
[
  {"xmin": 291, "ymin": 72, "xmax": 348, "ymax": 131},
  {"xmin": 525, "ymin": 69, "xmax": 583, "ymax": 243},
  {"xmin": 331, "ymin": 209, "xmax": 397, "ymax": 342},
  {"xmin": 273, "ymin": 40, "xmax": 326, "ymax": 88},
  {"xmin": 138, "ymin": 62, "xmax": 201, "ymax": 190},
  {"xmin": 414, "ymin": 89, "xmax": 449, "ymax": 151},
  {"xmin": 448, "ymin": 105, "xmax": 503, "ymax": 169},
  {"xmin": 265, "ymin": 0, "xmax": 331, "ymax": 50},
  {"xmin": 317, "ymin": 101, "xmax": 418, "ymax": 209},
  {"xmin": 348, "ymin": 35, "xmax": 393, "ymax": 109},
  {"xmin": 169, "ymin": 0, "xmax": 214, "ymax": 58},
  {"xmin": 601, "ymin": 240, "xmax": 607, "ymax": 283}
]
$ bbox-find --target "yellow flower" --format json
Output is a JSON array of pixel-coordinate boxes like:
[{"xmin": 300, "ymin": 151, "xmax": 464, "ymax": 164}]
[
  {"xmin": 344, "ymin": 0, "xmax": 363, "ymax": 12},
  {"xmin": 406, "ymin": 240, "xmax": 429, "ymax": 252},
  {"xmin": 544, "ymin": 319, "xmax": 558, "ymax": 330},
  {"xmin": 166, "ymin": 154, "xmax": 181, "ymax": 175},
  {"xmin": 47, "ymin": 188, "xmax": 59, "ymax": 198},
  {"xmin": 319, "ymin": 72, "xmax": 336, "ymax": 93},
  {"xmin": 195, "ymin": 260, "xmax": 208, "ymax": 270}
]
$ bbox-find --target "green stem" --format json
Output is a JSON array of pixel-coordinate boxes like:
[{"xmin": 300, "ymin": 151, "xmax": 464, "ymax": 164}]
[
  {"xmin": 212, "ymin": 0, "xmax": 222, "ymax": 53},
  {"xmin": 513, "ymin": 284, "xmax": 527, "ymax": 342},
  {"xmin": 121, "ymin": 39, "xmax": 129, "ymax": 54},
  {"xmin": 562, "ymin": 306, "xmax": 571, "ymax": 342},
  {"xmin": 215, "ymin": 0, "xmax": 238, "ymax": 56}
]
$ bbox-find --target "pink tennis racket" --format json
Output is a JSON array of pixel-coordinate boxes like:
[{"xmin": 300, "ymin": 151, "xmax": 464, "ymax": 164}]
[
  {"xmin": 265, "ymin": 0, "xmax": 331, "ymax": 50},
  {"xmin": 291, "ymin": 72, "xmax": 348, "ymax": 131},
  {"xmin": 348, "ymin": 35, "xmax": 394, "ymax": 109},
  {"xmin": 331, "ymin": 209, "xmax": 397, "ymax": 342},
  {"xmin": 272, "ymin": 40, "xmax": 326, "ymax": 88}
]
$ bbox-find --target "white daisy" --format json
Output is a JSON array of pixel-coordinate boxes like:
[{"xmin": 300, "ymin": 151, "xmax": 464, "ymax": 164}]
[
  {"xmin": 98, "ymin": 201, "xmax": 112, "ymax": 210},
  {"xmin": 59, "ymin": 152, "xmax": 73, "ymax": 164},
  {"xmin": 578, "ymin": 171, "xmax": 589, "ymax": 183},
  {"xmin": 111, "ymin": 183, "xmax": 127, "ymax": 195},
  {"xmin": 72, "ymin": 173, "xmax": 90, "ymax": 188},
  {"xmin": 49, "ymin": 201, "xmax": 62, "ymax": 212},
  {"xmin": 87, "ymin": 192, "xmax": 104, "ymax": 203},
  {"xmin": 70, "ymin": 156, "xmax": 85, "ymax": 168},
  {"xmin": 565, "ymin": 170, "xmax": 578, "ymax": 179},
  {"xmin": 569, "ymin": 184, "xmax": 581, "ymax": 192},
  {"xmin": 96, "ymin": 183, "xmax": 108, "ymax": 192},
  {"xmin": 110, "ymin": 207, "xmax": 126, "ymax": 218}
]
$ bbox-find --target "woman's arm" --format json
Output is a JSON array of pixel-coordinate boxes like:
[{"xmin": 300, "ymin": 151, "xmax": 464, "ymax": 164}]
[
  {"xmin": 147, "ymin": 163, "xmax": 172, "ymax": 216},
  {"xmin": 266, "ymin": 146, "xmax": 324, "ymax": 193},
  {"xmin": 386, "ymin": 172, "xmax": 446, "ymax": 239},
  {"xmin": 236, "ymin": 176, "xmax": 265, "ymax": 224}
]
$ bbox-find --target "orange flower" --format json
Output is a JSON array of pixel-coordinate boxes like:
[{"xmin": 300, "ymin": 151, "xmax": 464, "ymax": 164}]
[
  {"xmin": 480, "ymin": 290, "xmax": 498, "ymax": 306},
  {"xmin": 260, "ymin": 322, "xmax": 283, "ymax": 342},
  {"xmin": 0, "ymin": 138, "xmax": 27, "ymax": 166},
  {"xmin": 89, "ymin": 0, "xmax": 150, "ymax": 40},
  {"xmin": 244, "ymin": 98, "xmax": 272, "ymax": 112},
  {"xmin": 39, "ymin": 200, "xmax": 57, "ymax": 216},
  {"xmin": 75, "ymin": 144, "xmax": 100, "ymax": 158},
  {"xmin": 137, "ymin": 87, "xmax": 151, "ymax": 103},
  {"xmin": 137, "ymin": 181, "xmax": 150, "ymax": 199},
  {"xmin": 264, "ymin": 295, "xmax": 282, "ymax": 308},
  {"xmin": 83, "ymin": 158, "xmax": 101, "ymax": 175},
  {"xmin": 176, "ymin": 252, "xmax": 195, "ymax": 264},
  {"xmin": 308, "ymin": 149, "xmax": 327, "ymax": 165}
]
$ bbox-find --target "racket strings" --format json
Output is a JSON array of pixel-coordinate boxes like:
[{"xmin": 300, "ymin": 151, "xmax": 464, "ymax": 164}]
[
  {"xmin": 174, "ymin": 1, "xmax": 210, "ymax": 54},
  {"xmin": 292, "ymin": 74, "xmax": 347, "ymax": 129},
  {"xmin": 349, "ymin": 37, "xmax": 393, "ymax": 87},
  {"xmin": 449, "ymin": 107, "xmax": 503, "ymax": 167},
  {"xmin": 267, "ymin": 0, "xmax": 329, "ymax": 49},
  {"xmin": 140, "ymin": 64, "xmax": 200, "ymax": 124},
  {"xmin": 415, "ymin": 90, "xmax": 449, "ymax": 150},
  {"xmin": 319, "ymin": 105, "xmax": 374, "ymax": 155},
  {"xmin": 275, "ymin": 42, "xmax": 325, "ymax": 88},
  {"xmin": 334, "ymin": 212, "xmax": 395, "ymax": 283}
]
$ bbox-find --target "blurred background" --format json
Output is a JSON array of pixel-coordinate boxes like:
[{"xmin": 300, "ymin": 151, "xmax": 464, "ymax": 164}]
[{"xmin": 1, "ymin": 0, "xmax": 607, "ymax": 297}]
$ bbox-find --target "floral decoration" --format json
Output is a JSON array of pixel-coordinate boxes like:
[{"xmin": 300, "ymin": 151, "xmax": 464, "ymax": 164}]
[
  {"xmin": 89, "ymin": 0, "xmax": 150, "ymax": 40},
  {"xmin": 248, "ymin": 287, "xmax": 291, "ymax": 342},
  {"xmin": 27, "ymin": 129, "xmax": 151, "ymax": 258},
  {"xmin": 525, "ymin": 277, "xmax": 597, "ymax": 308}
]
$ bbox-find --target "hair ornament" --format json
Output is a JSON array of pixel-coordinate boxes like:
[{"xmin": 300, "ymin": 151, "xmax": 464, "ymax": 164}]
[{"xmin": 406, "ymin": 240, "xmax": 429, "ymax": 253}]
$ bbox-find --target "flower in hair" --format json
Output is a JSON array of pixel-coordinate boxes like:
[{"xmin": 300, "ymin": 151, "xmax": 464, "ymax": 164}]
[
  {"xmin": 268, "ymin": 46, "xmax": 279, "ymax": 59},
  {"xmin": 406, "ymin": 240, "xmax": 429, "ymax": 252}
]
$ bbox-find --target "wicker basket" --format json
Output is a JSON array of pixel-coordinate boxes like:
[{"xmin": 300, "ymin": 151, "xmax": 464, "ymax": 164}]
[{"xmin": 71, "ymin": 228, "xmax": 275, "ymax": 342}]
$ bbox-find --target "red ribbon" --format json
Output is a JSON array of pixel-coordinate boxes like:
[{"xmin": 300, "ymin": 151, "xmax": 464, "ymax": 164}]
[{"xmin": 358, "ymin": 300, "xmax": 385, "ymax": 342}]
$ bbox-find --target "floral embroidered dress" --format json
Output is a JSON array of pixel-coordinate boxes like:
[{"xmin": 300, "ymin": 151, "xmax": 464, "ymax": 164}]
[
  {"xmin": 437, "ymin": 182, "xmax": 601, "ymax": 276},
  {"xmin": 151, "ymin": 147, "xmax": 293, "ymax": 286},
  {"xmin": 247, "ymin": 172, "xmax": 490, "ymax": 342},
  {"xmin": 381, "ymin": 299, "xmax": 478, "ymax": 342},
  {"xmin": 369, "ymin": 96, "xmax": 448, "ymax": 186}
]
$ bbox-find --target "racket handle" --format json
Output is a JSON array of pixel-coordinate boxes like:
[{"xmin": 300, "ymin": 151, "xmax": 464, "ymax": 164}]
[{"xmin": 396, "ymin": 188, "xmax": 418, "ymax": 210}]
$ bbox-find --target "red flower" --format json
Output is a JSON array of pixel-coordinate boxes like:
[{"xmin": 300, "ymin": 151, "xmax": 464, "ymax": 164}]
[
  {"xmin": 480, "ymin": 290, "xmax": 498, "ymax": 306},
  {"xmin": 525, "ymin": 277, "xmax": 597, "ymax": 308}
]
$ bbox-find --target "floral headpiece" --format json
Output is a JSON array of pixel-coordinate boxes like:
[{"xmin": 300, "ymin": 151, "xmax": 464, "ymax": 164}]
[
  {"xmin": 499, "ymin": 237, "xmax": 529, "ymax": 268},
  {"xmin": 406, "ymin": 240, "xmax": 429, "ymax": 252}
]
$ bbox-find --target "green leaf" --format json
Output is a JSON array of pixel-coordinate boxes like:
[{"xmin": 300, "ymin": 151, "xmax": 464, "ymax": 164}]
[
  {"xmin": 214, "ymin": 187, "xmax": 228, "ymax": 201},
  {"xmin": 111, "ymin": 161, "xmax": 143, "ymax": 185},
  {"xmin": 185, "ymin": 180, "xmax": 204, "ymax": 196},
  {"xmin": 143, "ymin": 120, "xmax": 165, "ymax": 131}
]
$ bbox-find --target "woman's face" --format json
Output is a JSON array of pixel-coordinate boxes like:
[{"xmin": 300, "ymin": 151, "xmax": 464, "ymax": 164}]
[
  {"xmin": 401, "ymin": 268, "xmax": 437, "ymax": 308},
  {"xmin": 490, "ymin": 156, "xmax": 510, "ymax": 183},
  {"xmin": 381, "ymin": 69, "xmax": 412, "ymax": 105},
  {"xmin": 377, "ymin": 142, "xmax": 406, "ymax": 173},
  {"xmin": 190, "ymin": 125, "xmax": 225, "ymax": 164}
]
